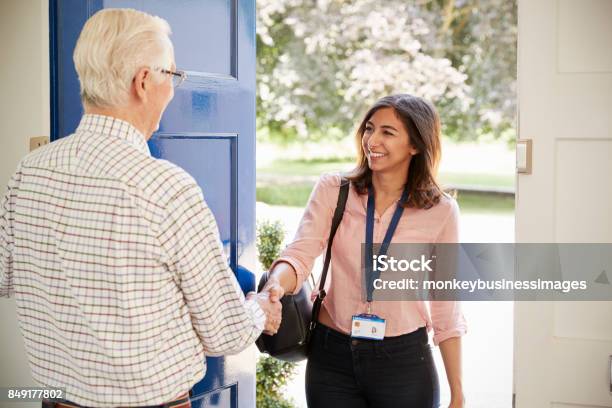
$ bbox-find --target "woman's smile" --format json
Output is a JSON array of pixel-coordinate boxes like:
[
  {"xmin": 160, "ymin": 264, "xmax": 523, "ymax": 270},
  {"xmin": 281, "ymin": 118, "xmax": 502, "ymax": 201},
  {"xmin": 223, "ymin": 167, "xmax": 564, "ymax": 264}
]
[{"xmin": 368, "ymin": 150, "xmax": 388, "ymax": 159}]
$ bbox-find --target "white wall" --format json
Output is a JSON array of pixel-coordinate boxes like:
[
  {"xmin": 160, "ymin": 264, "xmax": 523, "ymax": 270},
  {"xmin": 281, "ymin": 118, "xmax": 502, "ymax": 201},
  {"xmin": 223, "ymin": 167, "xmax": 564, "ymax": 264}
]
[{"xmin": 0, "ymin": 1, "xmax": 49, "ymax": 405}]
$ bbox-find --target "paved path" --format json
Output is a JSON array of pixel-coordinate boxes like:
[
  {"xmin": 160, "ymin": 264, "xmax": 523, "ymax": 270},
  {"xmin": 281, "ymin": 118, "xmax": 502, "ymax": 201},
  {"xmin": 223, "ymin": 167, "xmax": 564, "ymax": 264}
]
[{"xmin": 256, "ymin": 203, "xmax": 515, "ymax": 408}]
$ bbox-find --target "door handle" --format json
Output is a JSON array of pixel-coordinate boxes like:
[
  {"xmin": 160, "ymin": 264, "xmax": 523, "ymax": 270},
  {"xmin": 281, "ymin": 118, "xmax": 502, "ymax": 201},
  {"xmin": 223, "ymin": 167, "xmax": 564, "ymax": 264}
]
[{"xmin": 516, "ymin": 139, "xmax": 532, "ymax": 174}]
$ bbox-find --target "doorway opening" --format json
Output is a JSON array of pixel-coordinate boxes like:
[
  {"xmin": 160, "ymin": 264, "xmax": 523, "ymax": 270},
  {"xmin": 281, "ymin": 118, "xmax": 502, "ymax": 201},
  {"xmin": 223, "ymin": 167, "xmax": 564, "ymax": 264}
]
[{"xmin": 255, "ymin": 1, "xmax": 517, "ymax": 406}]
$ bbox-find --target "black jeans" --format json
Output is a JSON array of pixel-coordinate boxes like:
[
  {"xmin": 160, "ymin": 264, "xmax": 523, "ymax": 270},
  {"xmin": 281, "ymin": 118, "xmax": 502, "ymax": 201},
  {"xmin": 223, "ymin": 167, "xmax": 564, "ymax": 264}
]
[{"xmin": 306, "ymin": 324, "xmax": 440, "ymax": 408}]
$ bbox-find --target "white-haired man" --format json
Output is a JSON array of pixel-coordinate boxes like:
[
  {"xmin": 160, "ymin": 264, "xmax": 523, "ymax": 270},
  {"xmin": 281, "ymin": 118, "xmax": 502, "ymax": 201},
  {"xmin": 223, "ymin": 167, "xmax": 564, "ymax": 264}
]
[{"xmin": 0, "ymin": 8, "xmax": 281, "ymax": 408}]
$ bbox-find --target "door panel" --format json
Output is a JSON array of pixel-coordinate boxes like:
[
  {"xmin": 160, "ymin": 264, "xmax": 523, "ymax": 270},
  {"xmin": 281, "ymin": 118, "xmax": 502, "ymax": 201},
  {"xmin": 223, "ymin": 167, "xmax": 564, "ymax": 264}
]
[
  {"xmin": 515, "ymin": 0, "xmax": 612, "ymax": 406},
  {"xmin": 149, "ymin": 136, "xmax": 237, "ymax": 261},
  {"xmin": 50, "ymin": 1, "xmax": 257, "ymax": 406},
  {"xmin": 103, "ymin": 0, "xmax": 237, "ymax": 76}
]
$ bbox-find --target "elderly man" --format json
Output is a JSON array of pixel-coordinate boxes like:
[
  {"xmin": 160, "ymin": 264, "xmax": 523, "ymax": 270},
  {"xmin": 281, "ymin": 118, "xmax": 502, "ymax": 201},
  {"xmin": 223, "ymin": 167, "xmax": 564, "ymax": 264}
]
[{"xmin": 0, "ymin": 8, "xmax": 281, "ymax": 408}]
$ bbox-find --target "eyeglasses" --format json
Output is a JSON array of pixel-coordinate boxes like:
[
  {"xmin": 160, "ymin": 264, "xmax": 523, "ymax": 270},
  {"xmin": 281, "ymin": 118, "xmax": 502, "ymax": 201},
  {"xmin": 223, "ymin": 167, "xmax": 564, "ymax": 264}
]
[{"xmin": 158, "ymin": 68, "xmax": 187, "ymax": 88}]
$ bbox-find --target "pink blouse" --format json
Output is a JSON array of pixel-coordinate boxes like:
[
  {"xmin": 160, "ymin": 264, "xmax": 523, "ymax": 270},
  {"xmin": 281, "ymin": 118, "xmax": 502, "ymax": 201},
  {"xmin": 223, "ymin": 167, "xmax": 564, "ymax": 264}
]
[{"xmin": 271, "ymin": 173, "xmax": 467, "ymax": 345}]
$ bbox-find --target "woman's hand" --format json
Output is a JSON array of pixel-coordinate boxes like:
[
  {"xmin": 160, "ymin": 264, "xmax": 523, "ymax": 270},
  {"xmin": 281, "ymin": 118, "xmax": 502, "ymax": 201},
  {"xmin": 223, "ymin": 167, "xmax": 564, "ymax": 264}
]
[
  {"xmin": 448, "ymin": 393, "xmax": 465, "ymax": 408},
  {"xmin": 248, "ymin": 291, "xmax": 283, "ymax": 335},
  {"xmin": 255, "ymin": 271, "xmax": 288, "ymax": 336},
  {"xmin": 260, "ymin": 274, "xmax": 285, "ymax": 302},
  {"xmin": 438, "ymin": 336, "xmax": 464, "ymax": 408},
  {"xmin": 265, "ymin": 261, "xmax": 298, "ymax": 297}
]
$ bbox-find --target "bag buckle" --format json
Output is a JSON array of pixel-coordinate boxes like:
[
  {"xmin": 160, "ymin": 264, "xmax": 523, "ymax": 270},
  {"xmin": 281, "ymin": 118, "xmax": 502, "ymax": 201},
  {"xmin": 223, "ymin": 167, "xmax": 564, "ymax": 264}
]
[{"xmin": 318, "ymin": 289, "xmax": 326, "ymax": 300}]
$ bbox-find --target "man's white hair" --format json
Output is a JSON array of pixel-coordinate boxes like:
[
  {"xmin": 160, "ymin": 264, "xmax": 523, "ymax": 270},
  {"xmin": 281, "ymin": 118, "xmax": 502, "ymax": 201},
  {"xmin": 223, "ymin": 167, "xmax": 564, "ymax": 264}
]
[{"xmin": 73, "ymin": 8, "xmax": 173, "ymax": 108}]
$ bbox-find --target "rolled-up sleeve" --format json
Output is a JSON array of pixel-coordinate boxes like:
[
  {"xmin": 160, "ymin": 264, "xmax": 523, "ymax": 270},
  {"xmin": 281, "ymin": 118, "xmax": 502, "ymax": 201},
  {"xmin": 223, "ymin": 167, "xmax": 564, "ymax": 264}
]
[
  {"xmin": 269, "ymin": 174, "xmax": 338, "ymax": 294},
  {"xmin": 430, "ymin": 197, "xmax": 467, "ymax": 346},
  {"xmin": 430, "ymin": 300, "xmax": 467, "ymax": 346},
  {"xmin": 158, "ymin": 181, "xmax": 265, "ymax": 356}
]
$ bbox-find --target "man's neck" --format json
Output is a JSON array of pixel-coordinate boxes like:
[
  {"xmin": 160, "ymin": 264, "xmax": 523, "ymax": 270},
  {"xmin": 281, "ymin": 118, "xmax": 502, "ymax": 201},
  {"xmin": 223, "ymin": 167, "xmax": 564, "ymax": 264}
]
[{"xmin": 84, "ymin": 105, "xmax": 151, "ymax": 140}]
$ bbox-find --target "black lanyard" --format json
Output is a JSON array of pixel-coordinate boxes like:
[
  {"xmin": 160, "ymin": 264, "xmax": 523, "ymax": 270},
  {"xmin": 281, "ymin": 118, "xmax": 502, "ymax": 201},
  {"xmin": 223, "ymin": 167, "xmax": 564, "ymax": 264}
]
[{"xmin": 365, "ymin": 185, "xmax": 410, "ymax": 302}]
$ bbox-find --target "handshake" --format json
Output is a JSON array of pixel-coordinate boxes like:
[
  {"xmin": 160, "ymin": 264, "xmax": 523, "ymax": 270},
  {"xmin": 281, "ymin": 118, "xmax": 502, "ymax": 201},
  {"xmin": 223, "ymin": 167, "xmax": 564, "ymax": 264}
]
[{"xmin": 246, "ymin": 275, "xmax": 285, "ymax": 335}]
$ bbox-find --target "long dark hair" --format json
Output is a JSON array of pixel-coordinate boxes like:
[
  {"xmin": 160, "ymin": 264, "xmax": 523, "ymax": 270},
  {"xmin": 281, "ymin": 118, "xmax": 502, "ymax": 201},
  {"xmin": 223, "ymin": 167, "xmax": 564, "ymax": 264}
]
[{"xmin": 346, "ymin": 94, "xmax": 444, "ymax": 209}]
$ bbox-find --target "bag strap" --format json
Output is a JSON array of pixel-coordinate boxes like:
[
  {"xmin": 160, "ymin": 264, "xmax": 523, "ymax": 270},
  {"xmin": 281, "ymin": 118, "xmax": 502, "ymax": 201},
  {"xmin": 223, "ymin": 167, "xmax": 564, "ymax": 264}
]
[{"xmin": 311, "ymin": 177, "xmax": 350, "ymax": 326}]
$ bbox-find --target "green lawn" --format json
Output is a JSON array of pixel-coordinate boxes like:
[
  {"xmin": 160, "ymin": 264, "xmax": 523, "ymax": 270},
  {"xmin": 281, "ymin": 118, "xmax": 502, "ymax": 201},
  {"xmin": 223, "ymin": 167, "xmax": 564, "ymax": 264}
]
[
  {"xmin": 439, "ymin": 172, "xmax": 514, "ymax": 189},
  {"xmin": 455, "ymin": 191, "xmax": 515, "ymax": 214},
  {"xmin": 256, "ymin": 183, "xmax": 314, "ymax": 207},
  {"xmin": 257, "ymin": 181, "xmax": 514, "ymax": 214},
  {"xmin": 258, "ymin": 158, "xmax": 355, "ymax": 177},
  {"xmin": 258, "ymin": 158, "xmax": 515, "ymax": 190},
  {"xmin": 257, "ymin": 157, "xmax": 515, "ymax": 213}
]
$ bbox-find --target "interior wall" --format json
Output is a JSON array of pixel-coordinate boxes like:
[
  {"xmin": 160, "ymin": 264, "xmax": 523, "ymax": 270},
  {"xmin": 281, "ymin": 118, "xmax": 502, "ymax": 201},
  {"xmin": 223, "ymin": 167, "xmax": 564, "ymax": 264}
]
[{"xmin": 0, "ymin": 1, "xmax": 49, "ymax": 406}]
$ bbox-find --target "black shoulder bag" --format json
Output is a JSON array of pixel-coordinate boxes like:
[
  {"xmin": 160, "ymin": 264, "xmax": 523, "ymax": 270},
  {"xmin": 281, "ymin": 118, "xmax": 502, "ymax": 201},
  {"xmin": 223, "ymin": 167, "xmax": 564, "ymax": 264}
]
[{"xmin": 256, "ymin": 178, "xmax": 350, "ymax": 362}]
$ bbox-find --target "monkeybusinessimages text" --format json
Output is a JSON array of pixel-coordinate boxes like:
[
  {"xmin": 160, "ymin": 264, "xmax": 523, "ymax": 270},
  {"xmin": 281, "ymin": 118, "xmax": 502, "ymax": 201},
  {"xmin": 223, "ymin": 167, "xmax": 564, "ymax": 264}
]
[{"xmin": 371, "ymin": 254, "xmax": 587, "ymax": 294}]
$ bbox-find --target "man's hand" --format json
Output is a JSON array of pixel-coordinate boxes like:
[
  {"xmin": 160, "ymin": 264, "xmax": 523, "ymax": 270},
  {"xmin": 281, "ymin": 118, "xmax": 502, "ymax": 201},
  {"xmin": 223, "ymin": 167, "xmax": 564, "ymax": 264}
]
[
  {"xmin": 249, "ymin": 291, "xmax": 282, "ymax": 335},
  {"xmin": 249, "ymin": 274, "xmax": 286, "ymax": 335}
]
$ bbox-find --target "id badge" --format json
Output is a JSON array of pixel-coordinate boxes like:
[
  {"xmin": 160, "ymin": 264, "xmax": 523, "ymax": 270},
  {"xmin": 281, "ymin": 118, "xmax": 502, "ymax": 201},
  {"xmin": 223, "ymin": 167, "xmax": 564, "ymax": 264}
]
[{"xmin": 351, "ymin": 314, "xmax": 386, "ymax": 340}]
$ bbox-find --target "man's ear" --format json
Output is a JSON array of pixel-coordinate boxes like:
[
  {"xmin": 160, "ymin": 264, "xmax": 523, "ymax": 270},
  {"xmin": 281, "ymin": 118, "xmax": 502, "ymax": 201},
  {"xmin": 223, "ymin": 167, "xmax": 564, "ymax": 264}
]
[{"xmin": 133, "ymin": 67, "xmax": 150, "ymax": 103}]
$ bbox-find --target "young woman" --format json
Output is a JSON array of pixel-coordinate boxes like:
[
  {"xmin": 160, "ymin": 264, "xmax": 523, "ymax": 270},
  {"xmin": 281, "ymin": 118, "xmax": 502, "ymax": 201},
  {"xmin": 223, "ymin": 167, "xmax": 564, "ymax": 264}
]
[{"xmin": 264, "ymin": 94, "xmax": 466, "ymax": 408}]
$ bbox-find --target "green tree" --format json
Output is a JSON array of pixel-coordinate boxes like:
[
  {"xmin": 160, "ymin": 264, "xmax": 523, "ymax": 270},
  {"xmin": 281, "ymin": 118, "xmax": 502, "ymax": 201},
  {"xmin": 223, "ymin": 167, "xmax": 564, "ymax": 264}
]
[
  {"xmin": 256, "ymin": 0, "xmax": 517, "ymax": 142},
  {"xmin": 421, "ymin": 0, "xmax": 517, "ymax": 140}
]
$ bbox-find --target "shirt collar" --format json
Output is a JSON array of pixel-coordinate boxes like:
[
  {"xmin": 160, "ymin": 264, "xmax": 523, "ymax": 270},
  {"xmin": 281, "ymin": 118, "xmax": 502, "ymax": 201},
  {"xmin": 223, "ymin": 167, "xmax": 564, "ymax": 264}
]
[{"xmin": 76, "ymin": 114, "xmax": 151, "ymax": 156}]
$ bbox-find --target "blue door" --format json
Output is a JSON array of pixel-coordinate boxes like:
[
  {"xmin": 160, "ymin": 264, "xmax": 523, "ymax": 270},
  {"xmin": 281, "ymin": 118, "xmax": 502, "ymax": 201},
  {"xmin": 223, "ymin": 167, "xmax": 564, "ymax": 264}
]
[{"xmin": 49, "ymin": 1, "xmax": 258, "ymax": 407}]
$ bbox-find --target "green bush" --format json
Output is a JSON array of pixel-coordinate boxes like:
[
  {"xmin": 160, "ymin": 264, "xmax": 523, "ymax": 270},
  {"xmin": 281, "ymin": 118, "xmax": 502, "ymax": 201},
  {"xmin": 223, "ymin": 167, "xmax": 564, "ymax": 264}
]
[
  {"xmin": 257, "ymin": 220, "xmax": 285, "ymax": 270},
  {"xmin": 256, "ymin": 356, "xmax": 297, "ymax": 408},
  {"xmin": 256, "ymin": 219, "xmax": 297, "ymax": 408}
]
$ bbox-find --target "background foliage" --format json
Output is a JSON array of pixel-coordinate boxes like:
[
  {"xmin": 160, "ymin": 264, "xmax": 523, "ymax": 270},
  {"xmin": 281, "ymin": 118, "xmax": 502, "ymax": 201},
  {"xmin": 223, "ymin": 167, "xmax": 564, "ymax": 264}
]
[
  {"xmin": 256, "ymin": 220, "xmax": 297, "ymax": 408},
  {"xmin": 257, "ymin": 220, "xmax": 285, "ymax": 270},
  {"xmin": 256, "ymin": 356, "xmax": 297, "ymax": 408},
  {"xmin": 256, "ymin": 0, "xmax": 517, "ymax": 142}
]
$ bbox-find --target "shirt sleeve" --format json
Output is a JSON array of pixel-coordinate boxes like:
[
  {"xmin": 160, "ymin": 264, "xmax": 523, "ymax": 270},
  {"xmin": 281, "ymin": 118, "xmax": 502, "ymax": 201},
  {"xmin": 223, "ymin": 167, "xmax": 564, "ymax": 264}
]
[
  {"xmin": 0, "ymin": 168, "xmax": 21, "ymax": 298},
  {"xmin": 269, "ymin": 174, "xmax": 339, "ymax": 294},
  {"xmin": 430, "ymin": 197, "xmax": 467, "ymax": 346},
  {"xmin": 158, "ymin": 182, "xmax": 265, "ymax": 356}
]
